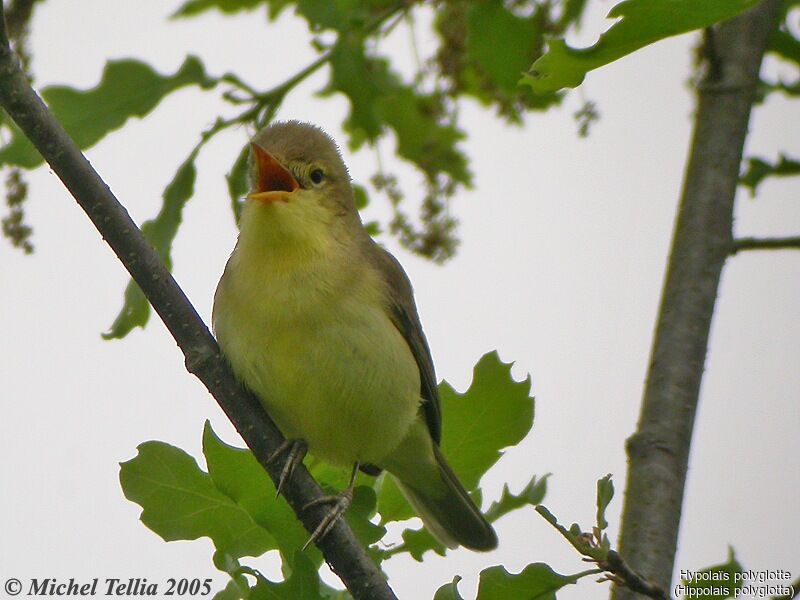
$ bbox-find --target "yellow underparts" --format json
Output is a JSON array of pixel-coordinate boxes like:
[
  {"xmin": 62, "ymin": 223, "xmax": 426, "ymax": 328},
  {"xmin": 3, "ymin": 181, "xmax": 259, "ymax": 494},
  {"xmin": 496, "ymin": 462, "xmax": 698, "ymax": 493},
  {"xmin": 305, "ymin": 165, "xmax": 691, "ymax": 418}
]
[{"xmin": 213, "ymin": 200, "xmax": 421, "ymax": 466}]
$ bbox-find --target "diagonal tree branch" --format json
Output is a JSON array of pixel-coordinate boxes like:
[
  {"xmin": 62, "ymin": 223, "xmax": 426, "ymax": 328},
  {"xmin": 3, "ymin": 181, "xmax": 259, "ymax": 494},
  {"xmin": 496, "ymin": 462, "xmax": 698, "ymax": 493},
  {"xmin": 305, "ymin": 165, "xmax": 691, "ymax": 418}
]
[
  {"xmin": 611, "ymin": 2, "xmax": 782, "ymax": 599},
  {"xmin": 0, "ymin": 5, "xmax": 396, "ymax": 600}
]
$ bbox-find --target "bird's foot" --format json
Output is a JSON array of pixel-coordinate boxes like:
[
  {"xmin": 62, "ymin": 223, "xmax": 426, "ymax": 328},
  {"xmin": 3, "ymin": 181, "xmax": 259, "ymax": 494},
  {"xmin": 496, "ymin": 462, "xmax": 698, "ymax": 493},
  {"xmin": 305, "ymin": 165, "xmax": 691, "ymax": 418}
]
[
  {"xmin": 300, "ymin": 462, "xmax": 359, "ymax": 551},
  {"xmin": 266, "ymin": 439, "xmax": 307, "ymax": 497},
  {"xmin": 301, "ymin": 488, "xmax": 354, "ymax": 551}
]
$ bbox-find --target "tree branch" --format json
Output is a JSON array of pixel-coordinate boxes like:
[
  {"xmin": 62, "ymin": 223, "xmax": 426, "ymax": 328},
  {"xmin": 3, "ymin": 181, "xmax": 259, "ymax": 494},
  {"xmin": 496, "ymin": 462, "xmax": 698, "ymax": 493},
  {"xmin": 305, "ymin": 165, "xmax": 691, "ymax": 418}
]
[
  {"xmin": 0, "ymin": 5, "xmax": 396, "ymax": 600},
  {"xmin": 731, "ymin": 235, "xmax": 800, "ymax": 254},
  {"xmin": 602, "ymin": 551, "xmax": 672, "ymax": 600},
  {"xmin": 612, "ymin": 2, "xmax": 782, "ymax": 599}
]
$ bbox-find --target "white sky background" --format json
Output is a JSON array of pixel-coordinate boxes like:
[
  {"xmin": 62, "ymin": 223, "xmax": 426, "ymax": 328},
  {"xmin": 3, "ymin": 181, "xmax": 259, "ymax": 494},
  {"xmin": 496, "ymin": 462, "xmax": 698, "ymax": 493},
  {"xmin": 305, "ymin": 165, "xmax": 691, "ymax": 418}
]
[{"xmin": 1, "ymin": 1, "xmax": 798, "ymax": 599}]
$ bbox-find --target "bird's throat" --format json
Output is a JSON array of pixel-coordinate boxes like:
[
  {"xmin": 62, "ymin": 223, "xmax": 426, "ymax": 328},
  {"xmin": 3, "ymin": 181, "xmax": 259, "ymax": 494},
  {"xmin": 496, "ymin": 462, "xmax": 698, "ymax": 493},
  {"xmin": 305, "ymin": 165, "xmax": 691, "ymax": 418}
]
[{"xmin": 237, "ymin": 198, "xmax": 336, "ymax": 264}]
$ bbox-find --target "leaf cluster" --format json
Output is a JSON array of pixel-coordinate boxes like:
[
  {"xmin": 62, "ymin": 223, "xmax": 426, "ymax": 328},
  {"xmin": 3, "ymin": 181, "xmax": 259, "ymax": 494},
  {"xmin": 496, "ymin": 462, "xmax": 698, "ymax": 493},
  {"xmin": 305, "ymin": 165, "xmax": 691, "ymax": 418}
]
[
  {"xmin": 521, "ymin": 0, "xmax": 762, "ymax": 93},
  {"xmin": 762, "ymin": 0, "xmax": 800, "ymax": 98},
  {"xmin": 512, "ymin": 0, "xmax": 799, "ymax": 198},
  {"xmin": 534, "ymin": 478, "xmax": 759, "ymax": 600},
  {"xmin": 3, "ymin": 0, "xmax": 797, "ymax": 336},
  {"xmin": 0, "ymin": 0, "xmax": 583, "ymax": 338},
  {"xmin": 120, "ymin": 352, "xmax": 576, "ymax": 599},
  {"xmin": 741, "ymin": 0, "xmax": 799, "ymax": 197},
  {"xmin": 0, "ymin": 0, "xmax": 39, "ymax": 251}
]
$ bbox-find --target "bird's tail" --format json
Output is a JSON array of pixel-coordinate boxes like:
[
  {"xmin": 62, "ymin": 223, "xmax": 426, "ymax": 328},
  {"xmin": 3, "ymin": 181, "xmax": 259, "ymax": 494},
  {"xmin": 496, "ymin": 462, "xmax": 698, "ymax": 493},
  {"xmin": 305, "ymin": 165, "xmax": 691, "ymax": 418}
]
[{"xmin": 391, "ymin": 443, "xmax": 497, "ymax": 552}]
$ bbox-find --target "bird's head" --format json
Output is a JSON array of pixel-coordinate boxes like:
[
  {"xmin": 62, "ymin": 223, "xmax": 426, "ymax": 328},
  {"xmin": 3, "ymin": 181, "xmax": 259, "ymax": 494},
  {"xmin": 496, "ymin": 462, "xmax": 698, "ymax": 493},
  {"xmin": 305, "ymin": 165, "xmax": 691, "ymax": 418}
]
[{"xmin": 240, "ymin": 121, "xmax": 363, "ymax": 253}]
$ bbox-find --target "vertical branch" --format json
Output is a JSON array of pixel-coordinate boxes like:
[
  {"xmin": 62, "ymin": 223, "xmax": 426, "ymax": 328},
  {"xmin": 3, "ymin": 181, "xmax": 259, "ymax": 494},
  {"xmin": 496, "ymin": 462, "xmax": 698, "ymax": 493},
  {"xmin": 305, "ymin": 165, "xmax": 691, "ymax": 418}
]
[{"xmin": 611, "ymin": 2, "xmax": 781, "ymax": 598}]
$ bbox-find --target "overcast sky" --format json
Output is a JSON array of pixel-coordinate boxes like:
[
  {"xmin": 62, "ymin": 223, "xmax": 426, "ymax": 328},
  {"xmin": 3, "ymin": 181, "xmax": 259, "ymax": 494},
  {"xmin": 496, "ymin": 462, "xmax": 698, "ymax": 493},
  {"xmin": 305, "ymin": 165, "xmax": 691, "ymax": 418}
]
[{"xmin": 1, "ymin": 2, "xmax": 798, "ymax": 599}]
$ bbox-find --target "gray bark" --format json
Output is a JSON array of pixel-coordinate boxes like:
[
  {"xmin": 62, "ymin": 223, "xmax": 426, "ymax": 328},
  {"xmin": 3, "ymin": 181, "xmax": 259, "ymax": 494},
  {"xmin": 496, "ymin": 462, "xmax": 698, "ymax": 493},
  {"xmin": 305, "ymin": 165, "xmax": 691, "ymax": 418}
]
[{"xmin": 612, "ymin": 2, "xmax": 782, "ymax": 598}]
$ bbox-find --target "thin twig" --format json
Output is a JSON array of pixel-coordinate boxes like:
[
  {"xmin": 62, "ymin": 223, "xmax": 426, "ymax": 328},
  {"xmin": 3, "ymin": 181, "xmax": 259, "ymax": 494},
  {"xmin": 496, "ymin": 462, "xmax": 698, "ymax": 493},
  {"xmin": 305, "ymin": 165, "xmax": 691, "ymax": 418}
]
[
  {"xmin": 0, "ymin": 4, "xmax": 396, "ymax": 599},
  {"xmin": 194, "ymin": 2, "xmax": 413, "ymax": 142},
  {"xmin": 248, "ymin": 3, "xmax": 409, "ymax": 109},
  {"xmin": 731, "ymin": 235, "xmax": 800, "ymax": 254}
]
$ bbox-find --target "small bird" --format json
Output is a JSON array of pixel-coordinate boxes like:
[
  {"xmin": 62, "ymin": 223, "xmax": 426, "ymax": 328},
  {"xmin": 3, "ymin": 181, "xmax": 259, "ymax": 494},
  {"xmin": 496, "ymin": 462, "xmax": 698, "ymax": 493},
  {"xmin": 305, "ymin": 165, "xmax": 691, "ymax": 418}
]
[{"xmin": 212, "ymin": 121, "xmax": 497, "ymax": 552}]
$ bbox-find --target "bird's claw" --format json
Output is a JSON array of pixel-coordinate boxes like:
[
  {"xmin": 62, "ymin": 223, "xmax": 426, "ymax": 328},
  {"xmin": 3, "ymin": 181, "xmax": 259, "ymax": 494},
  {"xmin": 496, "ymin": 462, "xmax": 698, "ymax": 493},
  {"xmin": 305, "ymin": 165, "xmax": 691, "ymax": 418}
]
[
  {"xmin": 266, "ymin": 439, "xmax": 307, "ymax": 497},
  {"xmin": 301, "ymin": 489, "xmax": 354, "ymax": 551}
]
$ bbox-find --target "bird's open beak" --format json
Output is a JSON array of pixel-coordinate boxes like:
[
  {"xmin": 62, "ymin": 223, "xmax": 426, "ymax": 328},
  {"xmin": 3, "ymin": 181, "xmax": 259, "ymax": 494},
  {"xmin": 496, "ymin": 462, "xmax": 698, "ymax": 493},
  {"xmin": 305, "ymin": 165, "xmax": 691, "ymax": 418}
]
[{"xmin": 246, "ymin": 143, "xmax": 299, "ymax": 203}]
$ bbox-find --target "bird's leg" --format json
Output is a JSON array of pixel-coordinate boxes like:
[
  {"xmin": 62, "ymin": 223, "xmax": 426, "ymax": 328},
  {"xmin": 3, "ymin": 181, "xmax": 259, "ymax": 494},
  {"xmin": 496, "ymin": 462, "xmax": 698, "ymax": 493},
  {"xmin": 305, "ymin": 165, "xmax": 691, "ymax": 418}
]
[
  {"xmin": 301, "ymin": 462, "xmax": 359, "ymax": 551},
  {"xmin": 266, "ymin": 439, "xmax": 307, "ymax": 497}
]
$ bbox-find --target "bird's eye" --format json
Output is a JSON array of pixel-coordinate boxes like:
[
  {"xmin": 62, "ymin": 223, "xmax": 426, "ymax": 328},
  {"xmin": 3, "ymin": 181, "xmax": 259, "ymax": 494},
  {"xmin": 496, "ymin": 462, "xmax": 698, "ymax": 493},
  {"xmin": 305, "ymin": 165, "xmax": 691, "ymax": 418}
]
[{"xmin": 310, "ymin": 169, "xmax": 325, "ymax": 185}]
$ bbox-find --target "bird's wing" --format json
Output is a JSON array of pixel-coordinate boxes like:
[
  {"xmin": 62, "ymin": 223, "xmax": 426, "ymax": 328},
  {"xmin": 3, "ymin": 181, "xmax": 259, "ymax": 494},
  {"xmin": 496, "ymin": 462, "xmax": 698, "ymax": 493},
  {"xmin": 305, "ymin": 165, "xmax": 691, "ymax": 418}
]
[{"xmin": 372, "ymin": 244, "xmax": 442, "ymax": 444}]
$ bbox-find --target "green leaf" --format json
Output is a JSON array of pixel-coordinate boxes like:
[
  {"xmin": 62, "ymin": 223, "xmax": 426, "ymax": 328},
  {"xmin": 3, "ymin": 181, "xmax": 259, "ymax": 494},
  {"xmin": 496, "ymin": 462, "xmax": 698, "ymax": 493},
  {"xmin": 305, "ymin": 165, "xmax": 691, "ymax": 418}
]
[
  {"xmin": 521, "ymin": 0, "xmax": 761, "ymax": 93},
  {"xmin": 173, "ymin": 0, "xmax": 269, "ymax": 18},
  {"xmin": 769, "ymin": 29, "xmax": 800, "ymax": 64},
  {"xmin": 378, "ymin": 87, "xmax": 470, "ymax": 185},
  {"xmin": 378, "ymin": 351, "xmax": 534, "ymax": 522},
  {"xmin": 465, "ymin": 1, "xmax": 544, "ymax": 92},
  {"xmin": 103, "ymin": 151, "xmax": 199, "ymax": 339},
  {"xmin": 346, "ymin": 485, "xmax": 386, "ymax": 548},
  {"xmin": 227, "ymin": 143, "xmax": 251, "ymax": 226},
  {"xmin": 306, "ymin": 459, "xmax": 381, "ymax": 498},
  {"xmin": 307, "ymin": 460, "xmax": 361, "ymax": 491},
  {"xmin": 535, "ymin": 505, "xmax": 606, "ymax": 561},
  {"xmin": 353, "ymin": 184, "xmax": 369, "ymax": 210},
  {"xmin": 294, "ymin": 0, "xmax": 379, "ymax": 32},
  {"xmin": 102, "ymin": 279, "xmax": 151, "ymax": 341},
  {"xmin": 318, "ymin": 585, "xmax": 351, "ymax": 600},
  {"xmin": 595, "ymin": 474, "xmax": 614, "ymax": 531},
  {"xmin": 484, "ymin": 474, "xmax": 548, "ymax": 523},
  {"xmin": 680, "ymin": 548, "xmax": 743, "ymax": 599},
  {"xmin": 352, "ymin": 184, "xmax": 380, "ymax": 234},
  {"xmin": 558, "ymin": 0, "xmax": 590, "ymax": 30},
  {"xmin": 119, "ymin": 441, "xmax": 275, "ymax": 558},
  {"xmin": 324, "ymin": 38, "xmax": 471, "ymax": 186},
  {"xmin": 213, "ymin": 550, "xmax": 241, "ymax": 575},
  {"xmin": 475, "ymin": 564, "xmax": 580, "ymax": 600},
  {"xmin": 398, "ymin": 526, "xmax": 446, "ymax": 562},
  {"xmin": 323, "ymin": 38, "xmax": 392, "ymax": 144},
  {"xmin": 317, "ymin": 583, "xmax": 351, "ymax": 600},
  {"xmin": 740, "ymin": 154, "xmax": 800, "ymax": 196},
  {"xmin": 433, "ymin": 576, "xmax": 465, "ymax": 600},
  {"xmin": 762, "ymin": 78, "xmax": 800, "ymax": 97},
  {"xmin": 203, "ymin": 425, "xmax": 383, "ymax": 565},
  {"xmin": 212, "ymin": 580, "xmax": 247, "ymax": 600},
  {"xmin": 375, "ymin": 475, "xmax": 411, "ymax": 523},
  {"xmin": 434, "ymin": 2, "xmax": 561, "ymax": 118},
  {"xmin": 144, "ymin": 152, "xmax": 198, "ymax": 262},
  {"xmin": 250, "ymin": 551, "xmax": 325, "ymax": 600},
  {"xmin": 440, "ymin": 352, "xmax": 534, "ymax": 490},
  {"xmin": 306, "ymin": 467, "xmax": 386, "ymax": 562},
  {"xmin": 212, "ymin": 553, "xmax": 257, "ymax": 600},
  {"xmin": 363, "ymin": 220, "xmax": 381, "ymax": 236},
  {"xmin": 202, "ymin": 422, "xmax": 315, "ymax": 565},
  {"xmin": 0, "ymin": 57, "xmax": 215, "ymax": 168}
]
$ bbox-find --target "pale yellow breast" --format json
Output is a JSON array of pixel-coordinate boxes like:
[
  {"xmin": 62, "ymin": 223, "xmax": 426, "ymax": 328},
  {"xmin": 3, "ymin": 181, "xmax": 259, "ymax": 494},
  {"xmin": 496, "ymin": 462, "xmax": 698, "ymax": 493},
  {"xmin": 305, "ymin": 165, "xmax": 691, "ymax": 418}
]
[{"xmin": 213, "ymin": 243, "xmax": 421, "ymax": 466}]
